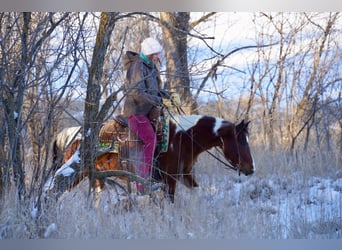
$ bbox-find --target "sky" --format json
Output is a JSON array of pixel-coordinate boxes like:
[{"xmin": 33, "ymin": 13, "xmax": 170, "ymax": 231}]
[{"xmin": 186, "ymin": 12, "xmax": 342, "ymax": 103}]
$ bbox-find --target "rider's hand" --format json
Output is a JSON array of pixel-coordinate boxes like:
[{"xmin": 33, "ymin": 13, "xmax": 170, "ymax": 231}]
[
  {"xmin": 170, "ymin": 93, "xmax": 181, "ymax": 106},
  {"xmin": 162, "ymin": 98, "xmax": 173, "ymax": 108}
]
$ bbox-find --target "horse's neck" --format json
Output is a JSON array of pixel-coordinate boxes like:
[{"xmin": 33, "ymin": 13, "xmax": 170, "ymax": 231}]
[{"xmin": 171, "ymin": 115, "xmax": 221, "ymax": 153}]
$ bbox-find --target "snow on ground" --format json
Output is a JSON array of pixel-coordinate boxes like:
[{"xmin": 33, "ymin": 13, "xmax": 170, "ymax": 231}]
[
  {"xmin": 48, "ymin": 166, "xmax": 341, "ymax": 239},
  {"xmin": 197, "ymin": 170, "xmax": 342, "ymax": 238},
  {"xmin": 3, "ymin": 152, "xmax": 340, "ymax": 239}
]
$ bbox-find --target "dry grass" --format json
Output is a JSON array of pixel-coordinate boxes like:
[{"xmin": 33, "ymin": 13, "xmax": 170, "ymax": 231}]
[{"xmin": 0, "ymin": 145, "xmax": 341, "ymax": 239}]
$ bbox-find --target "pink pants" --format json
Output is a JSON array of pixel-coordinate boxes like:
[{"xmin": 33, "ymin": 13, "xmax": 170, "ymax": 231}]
[{"xmin": 128, "ymin": 114, "xmax": 156, "ymax": 192}]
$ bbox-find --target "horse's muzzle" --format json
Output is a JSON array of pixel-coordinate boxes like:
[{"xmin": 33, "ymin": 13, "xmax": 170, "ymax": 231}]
[{"xmin": 239, "ymin": 164, "xmax": 255, "ymax": 176}]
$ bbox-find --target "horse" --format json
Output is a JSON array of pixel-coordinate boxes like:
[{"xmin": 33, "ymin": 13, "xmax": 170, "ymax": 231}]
[{"xmin": 50, "ymin": 114, "xmax": 255, "ymax": 203}]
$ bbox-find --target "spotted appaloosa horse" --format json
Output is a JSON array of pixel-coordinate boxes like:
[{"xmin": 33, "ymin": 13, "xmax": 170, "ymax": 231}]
[{"xmin": 50, "ymin": 115, "xmax": 255, "ymax": 203}]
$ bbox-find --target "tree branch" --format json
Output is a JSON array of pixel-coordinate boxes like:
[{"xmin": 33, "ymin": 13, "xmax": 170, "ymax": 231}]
[
  {"xmin": 190, "ymin": 12, "xmax": 217, "ymax": 29},
  {"xmin": 194, "ymin": 43, "xmax": 278, "ymax": 101}
]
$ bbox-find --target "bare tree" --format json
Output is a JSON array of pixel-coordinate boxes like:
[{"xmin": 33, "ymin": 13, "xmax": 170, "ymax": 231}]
[
  {"xmin": 25, "ymin": 13, "xmax": 90, "ymax": 203},
  {"xmin": 292, "ymin": 13, "xmax": 340, "ymax": 152},
  {"xmin": 160, "ymin": 12, "xmax": 219, "ymax": 114},
  {"xmin": 0, "ymin": 12, "xmax": 71, "ymax": 200},
  {"xmin": 160, "ymin": 12, "xmax": 194, "ymax": 113},
  {"xmin": 79, "ymin": 12, "xmax": 120, "ymax": 197},
  {"xmin": 242, "ymin": 12, "xmax": 341, "ymax": 152}
]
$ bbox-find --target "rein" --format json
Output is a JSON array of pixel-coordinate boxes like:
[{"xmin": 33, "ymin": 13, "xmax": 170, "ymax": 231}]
[{"xmin": 205, "ymin": 143, "xmax": 240, "ymax": 173}]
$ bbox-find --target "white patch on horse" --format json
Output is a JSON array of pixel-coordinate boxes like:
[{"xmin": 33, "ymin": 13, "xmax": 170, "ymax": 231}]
[
  {"xmin": 213, "ymin": 117, "xmax": 225, "ymax": 135},
  {"xmin": 56, "ymin": 126, "xmax": 81, "ymax": 150},
  {"xmin": 173, "ymin": 115, "xmax": 203, "ymax": 134},
  {"xmin": 247, "ymin": 135, "xmax": 256, "ymax": 171},
  {"xmin": 44, "ymin": 148, "xmax": 80, "ymax": 191},
  {"xmin": 55, "ymin": 148, "xmax": 80, "ymax": 177}
]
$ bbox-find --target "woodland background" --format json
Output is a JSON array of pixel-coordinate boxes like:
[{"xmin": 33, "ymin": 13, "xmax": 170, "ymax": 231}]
[{"xmin": 0, "ymin": 12, "xmax": 341, "ymax": 238}]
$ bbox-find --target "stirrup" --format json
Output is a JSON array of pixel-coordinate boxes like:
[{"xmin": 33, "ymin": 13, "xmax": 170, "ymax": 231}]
[{"xmin": 152, "ymin": 159, "xmax": 162, "ymax": 181}]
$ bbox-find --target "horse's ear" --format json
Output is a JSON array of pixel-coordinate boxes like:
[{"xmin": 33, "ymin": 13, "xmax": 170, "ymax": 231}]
[
  {"xmin": 236, "ymin": 120, "xmax": 244, "ymax": 130},
  {"xmin": 237, "ymin": 119, "xmax": 250, "ymax": 129}
]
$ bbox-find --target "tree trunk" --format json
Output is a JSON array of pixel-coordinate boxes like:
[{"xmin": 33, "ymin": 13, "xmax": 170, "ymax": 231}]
[
  {"xmin": 82, "ymin": 12, "xmax": 118, "ymax": 192},
  {"xmin": 160, "ymin": 12, "xmax": 195, "ymax": 114},
  {"xmin": 2, "ymin": 12, "xmax": 32, "ymax": 200}
]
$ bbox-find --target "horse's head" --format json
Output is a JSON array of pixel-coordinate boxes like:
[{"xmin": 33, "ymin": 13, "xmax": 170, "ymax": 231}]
[
  {"xmin": 235, "ymin": 120, "xmax": 255, "ymax": 175},
  {"xmin": 217, "ymin": 119, "xmax": 255, "ymax": 176}
]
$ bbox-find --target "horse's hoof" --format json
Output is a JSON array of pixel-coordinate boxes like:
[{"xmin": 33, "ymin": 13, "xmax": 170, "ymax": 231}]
[
  {"xmin": 163, "ymin": 193, "xmax": 175, "ymax": 203},
  {"xmin": 151, "ymin": 182, "xmax": 165, "ymax": 192}
]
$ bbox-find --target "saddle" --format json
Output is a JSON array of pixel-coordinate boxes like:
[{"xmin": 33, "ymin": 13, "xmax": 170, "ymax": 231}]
[{"xmin": 98, "ymin": 112, "xmax": 169, "ymax": 154}]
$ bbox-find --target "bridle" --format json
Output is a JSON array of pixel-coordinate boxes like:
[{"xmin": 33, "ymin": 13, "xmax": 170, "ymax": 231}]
[
  {"xmin": 208, "ymin": 138, "xmax": 241, "ymax": 174},
  {"xmin": 218, "ymin": 136, "xmax": 241, "ymax": 175}
]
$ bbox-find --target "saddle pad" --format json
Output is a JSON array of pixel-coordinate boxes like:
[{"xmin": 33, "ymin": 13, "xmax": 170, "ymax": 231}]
[
  {"xmin": 98, "ymin": 141, "xmax": 119, "ymax": 153},
  {"xmin": 158, "ymin": 114, "xmax": 170, "ymax": 153}
]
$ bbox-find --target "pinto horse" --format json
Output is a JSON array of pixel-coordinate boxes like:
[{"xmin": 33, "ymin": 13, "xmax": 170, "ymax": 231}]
[{"xmin": 50, "ymin": 115, "xmax": 255, "ymax": 203}]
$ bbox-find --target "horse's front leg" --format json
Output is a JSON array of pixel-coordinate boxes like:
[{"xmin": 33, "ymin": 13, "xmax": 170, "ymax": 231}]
[
  {"xmin": 183, "ymin": 174, "xmax": 199, "ymax": 188},
  {"xmin": 164, "ymin": 176, "xmax": 176, "ymax": 203},
  {"xmin": 182, "ymin": 161, "xmax": 199, "ymax": 188}
]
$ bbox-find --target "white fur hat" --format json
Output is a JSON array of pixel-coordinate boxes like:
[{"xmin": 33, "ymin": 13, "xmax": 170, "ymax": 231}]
[{"xmin": 141, "ymin": 37, "xmax": 162, "ymax": 56}]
